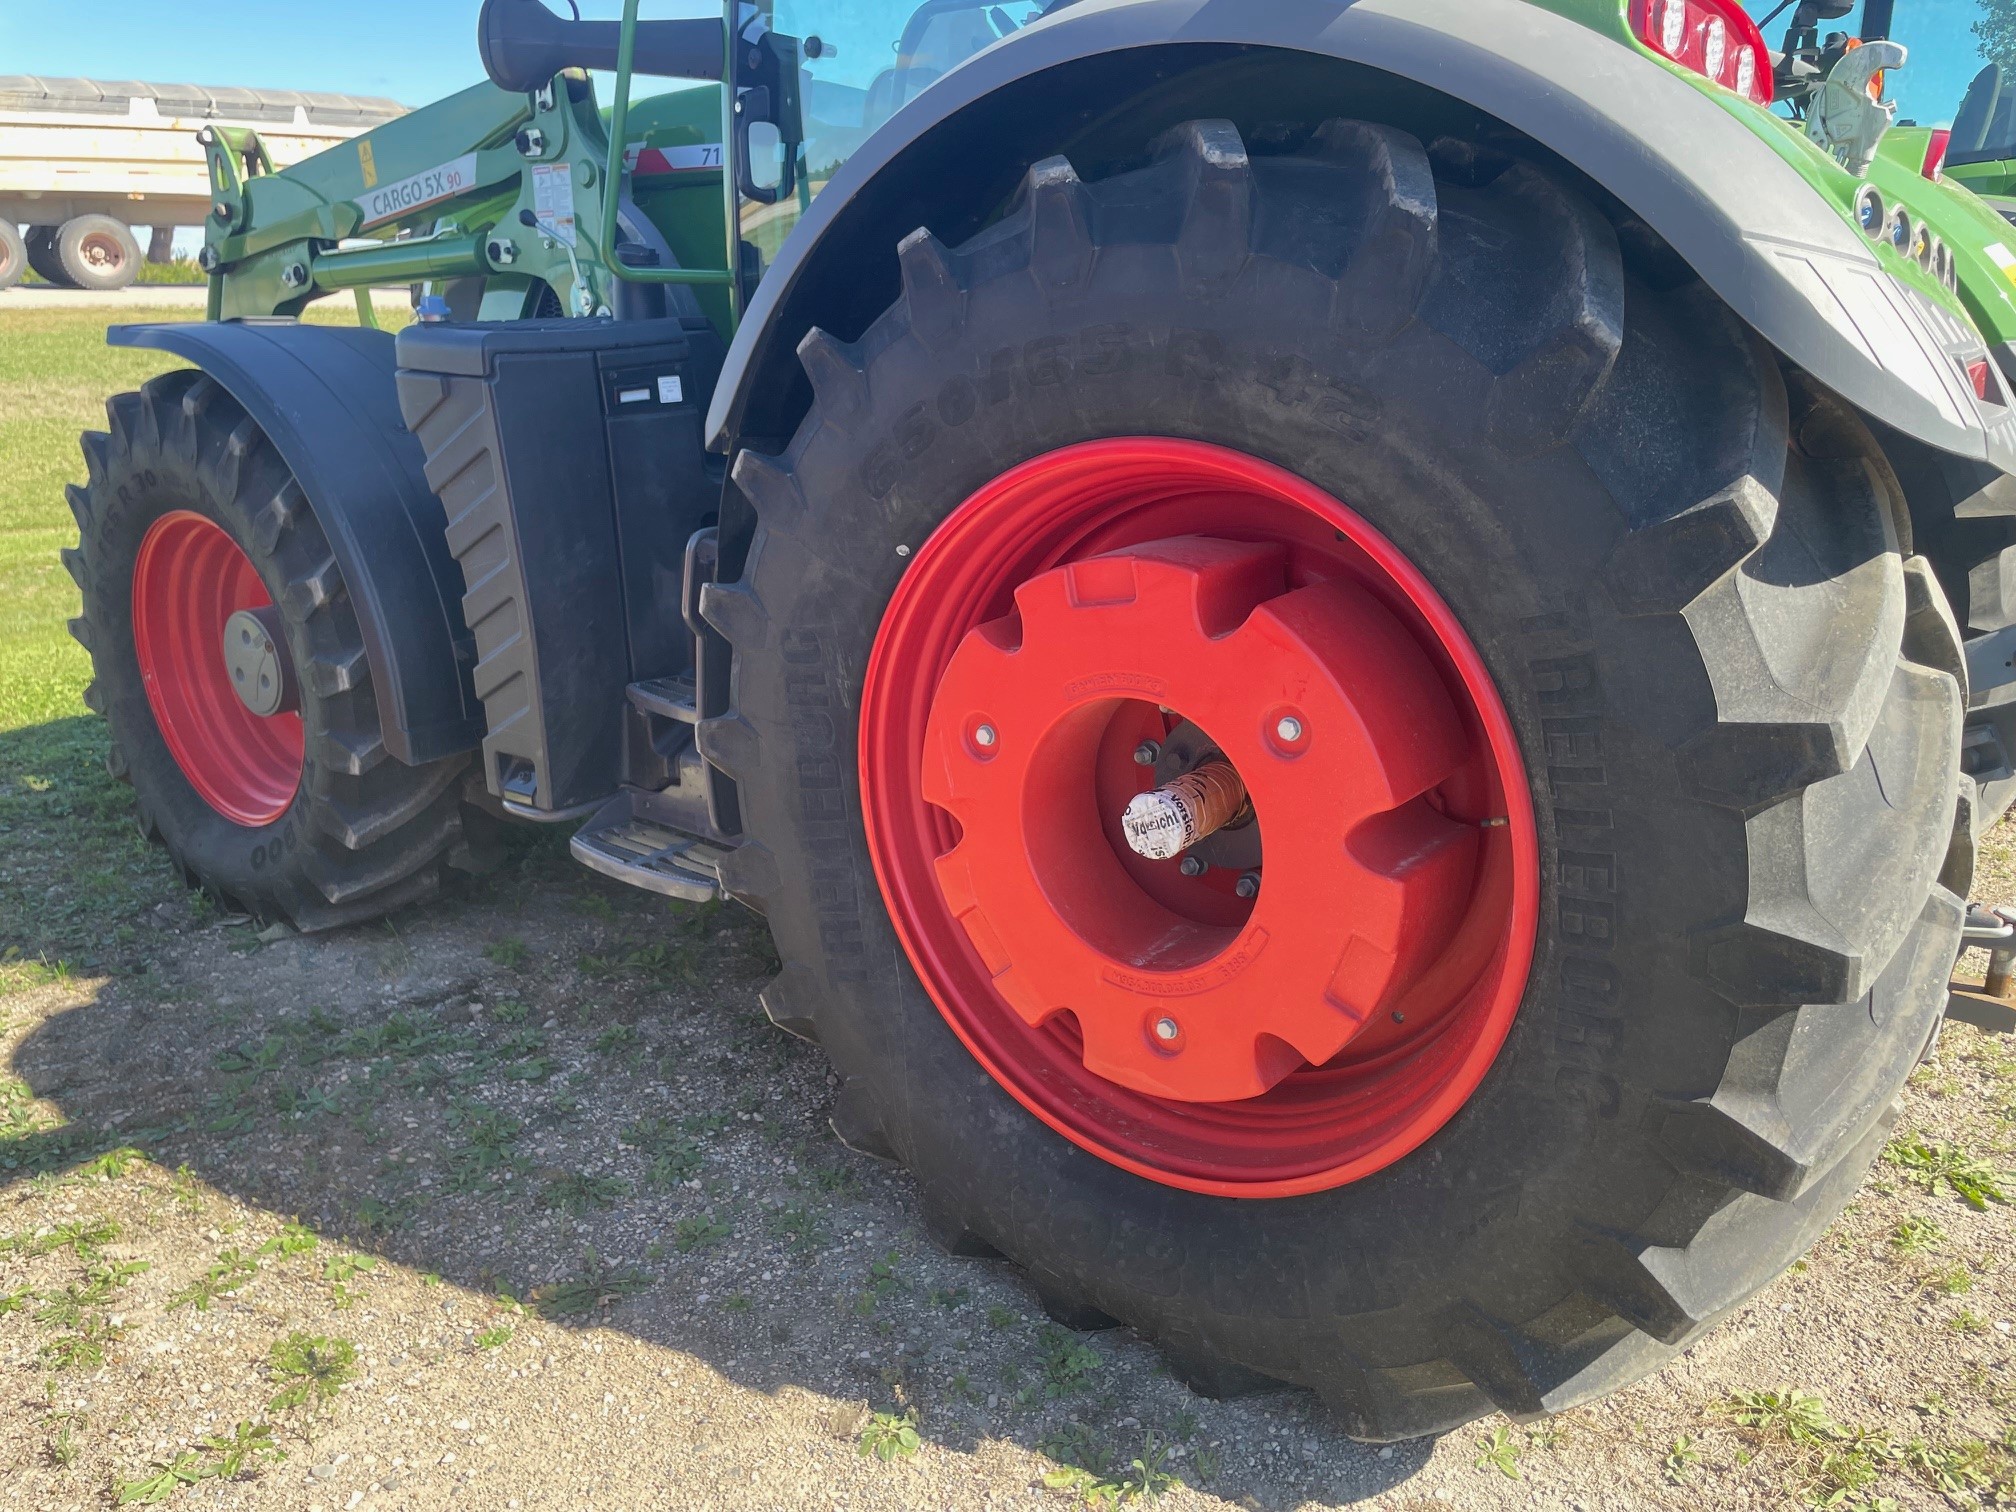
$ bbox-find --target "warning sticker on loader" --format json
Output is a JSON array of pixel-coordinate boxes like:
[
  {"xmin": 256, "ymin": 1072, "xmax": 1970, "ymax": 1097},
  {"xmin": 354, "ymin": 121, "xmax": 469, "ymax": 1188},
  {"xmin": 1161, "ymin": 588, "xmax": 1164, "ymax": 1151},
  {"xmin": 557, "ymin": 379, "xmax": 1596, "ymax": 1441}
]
[
  {"xmin": 532, "ymin": 162, "xmax": 577, "ymax": 247},
  {"xmin": 357, "ymin": 153, "xmax": 476, "ymax": 228}
]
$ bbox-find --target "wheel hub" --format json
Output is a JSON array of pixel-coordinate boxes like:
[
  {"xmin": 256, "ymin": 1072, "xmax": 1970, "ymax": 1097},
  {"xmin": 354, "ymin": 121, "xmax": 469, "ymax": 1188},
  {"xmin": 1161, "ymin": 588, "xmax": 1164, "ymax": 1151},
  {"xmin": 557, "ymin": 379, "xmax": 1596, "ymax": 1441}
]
[
  {"xmin": 922, "ymin": 536, "xmax": 1480, "ymax": 1104},
  {"xmin": 222, "ymin": 605, "xmax": 298, "ymax": 718}
]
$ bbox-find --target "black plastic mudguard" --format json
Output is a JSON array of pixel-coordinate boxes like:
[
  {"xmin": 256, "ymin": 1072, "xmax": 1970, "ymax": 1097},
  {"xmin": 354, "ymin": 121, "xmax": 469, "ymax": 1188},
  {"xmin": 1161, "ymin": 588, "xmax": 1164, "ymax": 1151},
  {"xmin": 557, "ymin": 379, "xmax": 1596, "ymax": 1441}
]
[
  {"xmin": 109, "ymin": 320, "xmax": 484, "ymax": 766},
  {"xmin": 708, "ymin": 0, "xmax": 2012, "ymax": 473}
]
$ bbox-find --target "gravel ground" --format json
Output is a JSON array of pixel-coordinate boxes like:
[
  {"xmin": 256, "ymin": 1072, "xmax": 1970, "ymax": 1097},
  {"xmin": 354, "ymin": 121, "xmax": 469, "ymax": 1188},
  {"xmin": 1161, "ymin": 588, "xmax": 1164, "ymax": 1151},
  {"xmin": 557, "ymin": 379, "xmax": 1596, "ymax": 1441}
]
[{"xmin": 1, "ymin": 820, "xmax": 2013, "ymax": 1511}]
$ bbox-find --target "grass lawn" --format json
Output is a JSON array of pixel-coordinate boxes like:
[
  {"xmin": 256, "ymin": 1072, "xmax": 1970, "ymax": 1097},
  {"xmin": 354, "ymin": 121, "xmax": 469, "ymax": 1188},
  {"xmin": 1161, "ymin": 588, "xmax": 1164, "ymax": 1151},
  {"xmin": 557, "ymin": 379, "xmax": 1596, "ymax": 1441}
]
[{"xmin": 0, "ymin": 301, "xmax": 396, "ymax": 984}]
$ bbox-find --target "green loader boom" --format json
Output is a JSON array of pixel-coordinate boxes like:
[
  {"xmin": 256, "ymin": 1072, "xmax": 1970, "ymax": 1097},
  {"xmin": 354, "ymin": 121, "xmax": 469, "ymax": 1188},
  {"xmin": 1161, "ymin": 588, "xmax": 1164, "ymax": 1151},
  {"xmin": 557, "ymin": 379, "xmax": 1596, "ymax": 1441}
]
[{"xmin": 195, "ymin": 66, "xmax": 740, "ymax": 332}]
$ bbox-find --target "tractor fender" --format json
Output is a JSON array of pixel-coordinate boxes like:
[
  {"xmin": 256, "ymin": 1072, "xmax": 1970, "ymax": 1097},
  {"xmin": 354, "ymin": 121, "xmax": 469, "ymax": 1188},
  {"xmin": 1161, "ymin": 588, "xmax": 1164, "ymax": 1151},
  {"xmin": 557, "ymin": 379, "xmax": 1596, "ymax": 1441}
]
[
  {"xmin": 109, "ymin": 320, "xmax": 485, "ymax": 766},
  {"xmin": 707, "ymin": 0, "xmax": 2015, "ymax": 472}
]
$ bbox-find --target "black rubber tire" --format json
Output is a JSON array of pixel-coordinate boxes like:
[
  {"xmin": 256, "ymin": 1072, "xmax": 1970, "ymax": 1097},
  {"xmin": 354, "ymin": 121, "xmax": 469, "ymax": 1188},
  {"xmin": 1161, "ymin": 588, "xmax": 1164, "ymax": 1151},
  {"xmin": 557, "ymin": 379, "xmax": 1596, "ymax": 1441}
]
[
  {"xmin": 24, "ymin": 225, "xmax": 71, "ymax": 288},
  {"xmin": 66, "ymin": 370, "xmax": 498, "ymax": 931},
  {"xmin": 702, "ymin": 119, "xmax": 1968, "ymax": 1438},
  {"xmin": 55, "ymin": 215, "xmax": 142, "ymax": 292},
  {"xmin": 0, "ymin": 222, "xmax": 26, "ymax": 291}
]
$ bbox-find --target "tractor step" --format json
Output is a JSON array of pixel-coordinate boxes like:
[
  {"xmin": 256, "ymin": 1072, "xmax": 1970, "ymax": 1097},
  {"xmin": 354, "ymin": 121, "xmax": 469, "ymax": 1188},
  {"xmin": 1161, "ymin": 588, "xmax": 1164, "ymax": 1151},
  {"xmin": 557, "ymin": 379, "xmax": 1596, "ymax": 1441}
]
[
  {"xmin": 570, "ymin": 791, "xmax": 729, "ymax": 902},
  {"xmin": 628, "ymin": 676, "xmax": 700, "ymax": 724}
]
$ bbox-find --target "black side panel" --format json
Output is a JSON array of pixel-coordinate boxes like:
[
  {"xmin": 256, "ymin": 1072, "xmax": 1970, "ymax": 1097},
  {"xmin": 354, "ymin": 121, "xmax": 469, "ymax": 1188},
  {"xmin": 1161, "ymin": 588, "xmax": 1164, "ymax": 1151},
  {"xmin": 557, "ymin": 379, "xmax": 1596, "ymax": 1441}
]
[
  {"xmin": 394, "ymin": 316, "xmax": 714, "ymax": 814},
  {"xmin": 107, "ymin": 321, "xmax": 484, "ymax": 766}
]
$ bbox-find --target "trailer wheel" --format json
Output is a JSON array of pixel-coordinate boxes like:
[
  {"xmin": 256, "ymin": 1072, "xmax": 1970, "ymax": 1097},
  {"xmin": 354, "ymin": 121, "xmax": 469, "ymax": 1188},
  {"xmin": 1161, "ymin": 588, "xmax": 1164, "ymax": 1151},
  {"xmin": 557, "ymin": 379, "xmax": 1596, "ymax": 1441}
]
[
  {"xmin": 24, "ymin": 225, "xmax": 70, "ymax": 287},
  {"xmin": 65, "ymin": 370, "xmax": 487, "ymax": 930},
  {"xmin": 55, "ymin": 215, "xmax": 142, "ymax": 292},
  {"xmin": 707, "ymin": 121, "xmax": 1965, "ymax": 1436},
  {"xmin": 0, "ymin": 222, "xmax": 26, "ymax": 290}
]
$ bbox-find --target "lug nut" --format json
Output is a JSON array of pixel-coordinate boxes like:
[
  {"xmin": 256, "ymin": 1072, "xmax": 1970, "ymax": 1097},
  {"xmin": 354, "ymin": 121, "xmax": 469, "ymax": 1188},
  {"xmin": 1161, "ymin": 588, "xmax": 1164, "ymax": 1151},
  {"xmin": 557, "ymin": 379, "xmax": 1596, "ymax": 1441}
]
[
  {"xmin": 973, "ymin": 724, "xmax": 998, "ymax": 749},
  {"xmin": 1235, "ymin": 870, "xmax": 1261, "ymax": 900},
  {"xmin": 1133, "ymin": 740, "xmax": 1161, "ymax": 766},
  {"xmin": 1178, "ymin": 855, "xmax": 1207, "ymax": 878},
  {"xmin": 1276, "ymin": 715, "xmax": 1304, "ymax": 743},
  {"xmin": 1154, "ymin": 1017, "xmax": 1180, "ymax": 1043}
]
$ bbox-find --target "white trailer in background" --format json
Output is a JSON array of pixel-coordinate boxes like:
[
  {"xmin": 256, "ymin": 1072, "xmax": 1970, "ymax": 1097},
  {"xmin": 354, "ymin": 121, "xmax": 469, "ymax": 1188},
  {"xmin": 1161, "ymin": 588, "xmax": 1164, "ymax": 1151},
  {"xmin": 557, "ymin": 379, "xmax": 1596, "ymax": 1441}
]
[{"xmin": 0, "ymin": 76, "xmax": 405, "ymax": 291}]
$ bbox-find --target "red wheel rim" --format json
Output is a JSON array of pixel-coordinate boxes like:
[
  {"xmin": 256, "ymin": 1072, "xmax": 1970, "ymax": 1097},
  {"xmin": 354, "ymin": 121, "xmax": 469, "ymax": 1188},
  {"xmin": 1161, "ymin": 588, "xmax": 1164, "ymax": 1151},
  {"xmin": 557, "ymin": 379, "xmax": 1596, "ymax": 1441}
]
[
  {"xmin": 131, "ymin": 511, "xmax": 303, "ymax": 827},
  {"xmin": 860, "ymin": 439, "xmax": 1538, "ymax": 1197}
]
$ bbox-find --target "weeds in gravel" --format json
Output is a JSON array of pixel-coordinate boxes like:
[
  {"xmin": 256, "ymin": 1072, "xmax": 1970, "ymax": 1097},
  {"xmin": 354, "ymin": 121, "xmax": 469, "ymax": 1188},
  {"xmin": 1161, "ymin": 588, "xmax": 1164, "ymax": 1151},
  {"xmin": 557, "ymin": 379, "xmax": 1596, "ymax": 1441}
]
[
  {"xmin": 117, "ymin": 1420, "xmax": 287, "ymax": 1502},
  {"xmin": 541, "ymin": 1172, "xmax": 630, "ymax": 1213},
  {"xmin": 527, "ymin": 1253, "xmax": 648, "ymax": 1319},
  {"xmin": 476, "ymin": 1323, "xmax": 514, "ymax": 1349},
  {"xmin": 266, "ymin": 1332, "xmax": 357, "ymax": 1415},
  {"xmin": 1664, "ymin": 1434, "xmax": 1701, "ymax": 1484},
  {"xmin": 167, "ymin": 1249, "xmax": 258, "ymax": 1311},
  {"xmin": 1475, "ymin": 1424, "xmax": 1522, "ymax": 1479},
  {"xmin": 1720, "ymin": 1387, "xmax": 1841, "ymax": 1445},
  {"xmin": 485, "ymin": 937, "xmax": 529, "ymax": 968},
  {"xmin": 1042, "ymin": 1433, "xmax": 1180, "ymax": 1508},
  {"xmin": 46, "ymin": 1411, "xmax": 81, "ymax": 1468},
  {"xmin": 76, "ymin": 1144, "xmax": 144, "ymax": 1181},
  {"xmin": 1030, "ymin": 1325, "xmax": 1102, "ymax": 1399},
  {"xmin": 0, "ymin": 1214, "xmax": 118, "ymax": 1259},
  {"xmin": 323, "ymin": 1251, "xmax": 377, "ymax": 1308},
  {"xmin": 0, "ymin": 1284, "xmax": 30, "ymax": 1313},
  {"xmin": 594, "ymin": 1023, "xmax": 640, "ymax": 1054},
  {"xmin": 258, "ymin": 1221, "xmax": 318, "ymax": 1258},
  {"xmin": 854, "ymin": 1250, "xmax": 903, "ymax": 1317},
  {"xmin": 858, "ymin": 1408, "xmax": 921, "ymax": 1461},
  {"xmin": 1890, "ymin": 1217, "xmax": 1945, "ymax": 1253},
  {"xmin": 43, "ymin": 1315, "xmax": 120, "ymax": 1369},
  {"xmin": 674, "ymin": 1214, "xmax": 731, "ymax": 1252},
  {"xmin": 1929, "ymin": 1263, "xmax": 1976, "ymax": 1295},
  {"xmin": 446, "ymin": 1105, "xmax": 525, "ymax": 1192},
  {"xmin": 1883, "ymin": 1134, "xmax": 2010, "ymax": 1209}
]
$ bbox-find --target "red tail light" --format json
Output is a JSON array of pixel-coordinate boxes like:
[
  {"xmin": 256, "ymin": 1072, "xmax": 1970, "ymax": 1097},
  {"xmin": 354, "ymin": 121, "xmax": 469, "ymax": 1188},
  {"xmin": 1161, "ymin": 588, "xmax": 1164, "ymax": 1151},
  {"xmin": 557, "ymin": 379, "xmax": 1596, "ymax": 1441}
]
[
  {"xmin": 1970, "ymin": 358, "xmax": 2002, "ymax": 406},
  {"xmin": 1924, "ymin": 129, "xmax": 1951, "ymax": 181},
  {"xmin": 1631, "ymin": 0, "xmax": 1775, "ymax": 105}
]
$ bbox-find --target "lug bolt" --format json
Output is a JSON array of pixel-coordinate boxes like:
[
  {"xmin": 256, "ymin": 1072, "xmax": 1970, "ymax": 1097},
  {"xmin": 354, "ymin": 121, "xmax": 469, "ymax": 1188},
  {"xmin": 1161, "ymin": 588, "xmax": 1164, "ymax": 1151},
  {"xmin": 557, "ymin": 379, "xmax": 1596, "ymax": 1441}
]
[
  {"xmin": 1154, "ymin": 1017, "xmax": 1180, "ymax": 1043},
  {"xmin": 1276, "ymin": 715, "xmax": 1304, "ymax": 743},
  {"xmin": 1133, "ymin": 740, "xmax": 1161, "ymax": 766},
  {"xmin": 1235, "ymin": 870, "xmax": 1261, "ymax": 900},
  {"xmin": 973, "ymin": 724, "xmax": 998, "ymax": 749},
  {"xmin": 1178, "ymin": 855, "xmax": 1207, "ymax": 878}
]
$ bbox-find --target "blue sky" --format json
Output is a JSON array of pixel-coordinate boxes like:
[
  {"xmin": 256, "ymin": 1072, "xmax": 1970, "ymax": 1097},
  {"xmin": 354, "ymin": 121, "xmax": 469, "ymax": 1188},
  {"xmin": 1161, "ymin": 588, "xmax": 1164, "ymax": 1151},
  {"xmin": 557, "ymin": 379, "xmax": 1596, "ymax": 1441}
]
[
  {"xmin": 0, "ymin": 1, "xmax": 714, "ymax": 105},
  {"xmin": 0, "ymin": 1, "xmax": 1992, "ymax": 130}
]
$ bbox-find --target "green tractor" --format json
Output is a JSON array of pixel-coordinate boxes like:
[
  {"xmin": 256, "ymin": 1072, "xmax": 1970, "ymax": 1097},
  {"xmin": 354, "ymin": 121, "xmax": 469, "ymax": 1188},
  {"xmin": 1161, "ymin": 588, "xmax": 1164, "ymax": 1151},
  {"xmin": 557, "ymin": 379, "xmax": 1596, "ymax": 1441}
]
[{"xmin": 61, "ymin": 0, "xmax": 2016, "ymax": 1439}]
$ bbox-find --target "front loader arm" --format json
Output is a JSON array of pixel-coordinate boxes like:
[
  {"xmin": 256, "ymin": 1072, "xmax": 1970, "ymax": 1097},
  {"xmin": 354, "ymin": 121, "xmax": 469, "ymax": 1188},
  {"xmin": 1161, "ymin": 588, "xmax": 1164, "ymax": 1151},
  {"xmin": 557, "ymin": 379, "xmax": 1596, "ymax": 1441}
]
[{"xmin": 197, "ymin": 74, "xmax": 729, "ymax": 325}]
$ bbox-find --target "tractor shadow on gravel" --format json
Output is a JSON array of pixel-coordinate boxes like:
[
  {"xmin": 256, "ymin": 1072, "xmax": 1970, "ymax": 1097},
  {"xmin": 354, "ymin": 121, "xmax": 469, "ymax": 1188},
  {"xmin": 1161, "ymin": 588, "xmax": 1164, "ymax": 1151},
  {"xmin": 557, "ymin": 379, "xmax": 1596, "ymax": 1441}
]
[{"xmin": 4, "ymin": 820, "xmax": 1432, "ymax": 1508}]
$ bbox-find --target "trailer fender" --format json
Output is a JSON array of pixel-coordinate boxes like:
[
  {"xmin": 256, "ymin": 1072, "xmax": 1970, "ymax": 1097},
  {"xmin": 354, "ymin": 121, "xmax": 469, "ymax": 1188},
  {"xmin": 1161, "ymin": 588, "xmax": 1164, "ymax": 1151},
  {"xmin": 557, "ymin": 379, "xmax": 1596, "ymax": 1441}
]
[
  {"xmin": 109, "ymin": 320, "xmax": 484, "ymax": 766},
  {"xmin": 707, "ymin": 0, "xmax": 2014, "ymax": 473}
]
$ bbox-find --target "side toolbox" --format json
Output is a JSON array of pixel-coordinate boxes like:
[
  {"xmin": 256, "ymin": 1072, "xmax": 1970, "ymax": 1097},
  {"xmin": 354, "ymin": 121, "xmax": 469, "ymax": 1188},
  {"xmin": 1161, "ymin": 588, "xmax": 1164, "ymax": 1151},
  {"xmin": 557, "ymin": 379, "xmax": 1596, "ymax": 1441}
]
[{"xmin": 392, "ymin": 315, "xmax": 725, "ymax": 822}]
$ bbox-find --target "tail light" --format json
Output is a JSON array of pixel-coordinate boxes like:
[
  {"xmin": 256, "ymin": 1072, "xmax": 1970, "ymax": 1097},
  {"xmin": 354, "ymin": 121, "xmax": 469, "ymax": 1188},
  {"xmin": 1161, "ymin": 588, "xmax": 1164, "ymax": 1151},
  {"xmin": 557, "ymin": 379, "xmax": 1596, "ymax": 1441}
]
[
  {"xmin": 1924, "ymin": 128, "xmax": 1951, "ymax": 180},
  {"xmin": 1631, "ymin": 0, "xmax": 1774, "ymax": 105},
  {"xmin": 1970, "ymin": 358, "xmax": 2005, "ymax": 408}
]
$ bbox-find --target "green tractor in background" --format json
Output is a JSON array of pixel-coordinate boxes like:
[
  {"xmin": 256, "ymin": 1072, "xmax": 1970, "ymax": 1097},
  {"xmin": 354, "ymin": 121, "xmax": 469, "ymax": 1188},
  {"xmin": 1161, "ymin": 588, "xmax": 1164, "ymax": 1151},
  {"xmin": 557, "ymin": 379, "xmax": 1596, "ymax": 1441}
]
[{"xmin": 60, "ymin": 0, "xmax": 2016, "ymax": 1442}]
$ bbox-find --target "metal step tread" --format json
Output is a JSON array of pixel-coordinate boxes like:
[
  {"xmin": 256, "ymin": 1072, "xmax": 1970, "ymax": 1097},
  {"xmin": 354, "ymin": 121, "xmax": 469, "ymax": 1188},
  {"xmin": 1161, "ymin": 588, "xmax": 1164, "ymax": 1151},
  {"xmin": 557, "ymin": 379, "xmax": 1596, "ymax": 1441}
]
[
  {"xmin": 569, "ymin": 795, "xmax": 728, "ymax": 902},
  {"xmin": 629, "ymin": 676, "xmax": 700, "ymax": 723}
]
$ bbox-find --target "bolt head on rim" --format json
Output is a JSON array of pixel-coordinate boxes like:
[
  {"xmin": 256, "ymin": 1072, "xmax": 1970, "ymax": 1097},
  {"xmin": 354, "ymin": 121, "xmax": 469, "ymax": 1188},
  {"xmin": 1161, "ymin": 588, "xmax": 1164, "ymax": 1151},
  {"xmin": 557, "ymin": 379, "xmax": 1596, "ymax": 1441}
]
[
  {"xmin": 859, "ymin": 439, "xmax": 1538, "ymax": 1197},
  {"xmin": 131, "ymin": 511, "xmax": 304, "ymax": 828}
]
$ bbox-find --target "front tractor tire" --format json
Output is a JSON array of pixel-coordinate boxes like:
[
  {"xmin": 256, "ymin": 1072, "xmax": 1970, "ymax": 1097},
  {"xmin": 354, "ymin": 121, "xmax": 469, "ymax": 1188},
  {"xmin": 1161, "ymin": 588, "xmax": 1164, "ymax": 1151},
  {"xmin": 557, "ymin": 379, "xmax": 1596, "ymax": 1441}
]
[
  {"xmin": 705, "ymin": 119, "xmax": 1966, "ymax": 1437},
  {"xmin": 66, "ymin": 371, "xmax": 489, "ymax": 931}
]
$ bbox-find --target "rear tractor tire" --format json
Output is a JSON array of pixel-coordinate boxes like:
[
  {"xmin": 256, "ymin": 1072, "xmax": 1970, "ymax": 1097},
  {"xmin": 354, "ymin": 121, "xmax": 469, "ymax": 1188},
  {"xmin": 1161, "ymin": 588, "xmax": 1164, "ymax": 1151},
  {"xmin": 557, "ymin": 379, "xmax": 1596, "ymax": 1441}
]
[
  {"xmin": 705, "ymin": 119, "xmax": 1966, "ymax": 1437},
  {"xmin": 66, "ymin": 370, "xmax": 495, "ymax": 930}
]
